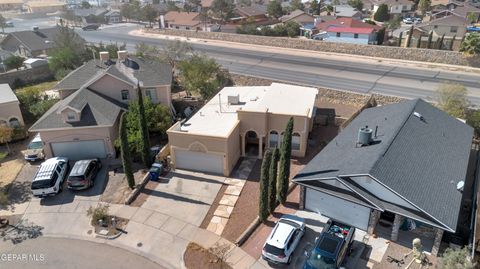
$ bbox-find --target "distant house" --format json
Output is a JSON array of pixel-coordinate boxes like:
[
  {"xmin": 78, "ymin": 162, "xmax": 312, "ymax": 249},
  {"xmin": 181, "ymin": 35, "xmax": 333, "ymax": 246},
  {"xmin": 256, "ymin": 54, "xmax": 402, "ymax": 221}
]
[
  {"xmin": 73, "ymin": 8, "xmax": 108, "ymax": 24},
  {"xmin": 294, "ymin": 99, "xmax": 476, "ymax": 256},
  {"xmin": 373, "ymin": 0, "xmax": 414, "ymax": 15},
  {"xmin": 105, "ymin": 9, "xmax": 122, "ymax": 24},
  {"xmin": 417, "ymin": 14, "xmax": 468, "ymax": 38},
  {"xmin": 25, "ymin": 0, "xmax": 66, "ymax": 14},
  {"xmin": 163, "ymin": 11, "xmax": 204, "ymax": 30},
  {"xmin": 321, "ymin": 5, "xmax": 363, "ymax": 20},
  {"xmin": 0, "ymin": 84, "xmax": 24, "ymax": 129},
  {"xmin": 29, "ymin": 51, "xmax": 173, "ymax": 160},
  {"xmin": 280, "ymin": 9, "xmax": 314, "ymax": 25},
  {"xmin": 314, "ymin": 18, "xmax": 381, "ymax": 44},
  {"xmin": 232, "ymin": 4, "xmax": 269, "ymax": 25},
  {"xmin": 0, "ymin": 0, "xmax": 23, "ymax": 11},
  {"xmin": 430, "ymin": 4, "xmax": 480, "ymax": 22},
  {"xmin": 0, "ymin": 27, "xmax": 86, "ymax": 58}
]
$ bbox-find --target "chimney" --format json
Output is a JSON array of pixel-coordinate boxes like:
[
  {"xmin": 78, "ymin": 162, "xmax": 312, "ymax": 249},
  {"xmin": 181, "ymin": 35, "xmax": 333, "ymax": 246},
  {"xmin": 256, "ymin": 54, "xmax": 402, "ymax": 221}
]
[
  {"xmin": 117, "ymin": 50, "xmax": 128, "ymax": 62},
  {"xmin": 99, "ymin": 51, "xmax": 109, "ymax": 62}
]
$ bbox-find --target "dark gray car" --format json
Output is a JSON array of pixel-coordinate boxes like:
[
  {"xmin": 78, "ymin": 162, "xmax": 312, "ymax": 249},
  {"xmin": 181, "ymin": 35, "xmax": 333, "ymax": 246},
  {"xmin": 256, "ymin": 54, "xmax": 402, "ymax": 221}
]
[{"xmin": 67, "ymin": 159, "xmax": 101, "ymax": 190}]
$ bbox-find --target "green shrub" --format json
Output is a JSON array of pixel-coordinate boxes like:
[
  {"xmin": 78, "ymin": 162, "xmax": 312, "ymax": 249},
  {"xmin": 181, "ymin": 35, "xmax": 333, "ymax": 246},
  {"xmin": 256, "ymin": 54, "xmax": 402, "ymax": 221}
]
[{"xmin": 86, "ymin": 204, "xmax": 110, "ymax": 225}]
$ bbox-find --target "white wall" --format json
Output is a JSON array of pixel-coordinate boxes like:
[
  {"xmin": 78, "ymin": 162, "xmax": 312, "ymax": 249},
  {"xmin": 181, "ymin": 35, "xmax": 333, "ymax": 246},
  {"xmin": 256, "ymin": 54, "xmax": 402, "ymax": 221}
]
[
  {"xmin": 326, "ymin": 32, "xmax": 374, "ymax": 44},
  {"xmin": 351, "ymin": 175, "xmax": 417, "ymax": 210}
]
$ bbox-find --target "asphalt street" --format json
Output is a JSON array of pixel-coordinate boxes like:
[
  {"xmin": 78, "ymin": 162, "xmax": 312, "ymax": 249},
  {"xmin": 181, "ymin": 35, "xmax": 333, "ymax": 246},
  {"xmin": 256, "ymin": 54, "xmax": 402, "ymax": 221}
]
[
  {"xmin": 0, "ymin": 237, "xmax": 164, "ymax": 269},
  {"xmin": 5, "ymin": 17, "xmax": 480, "ymax": 104}
]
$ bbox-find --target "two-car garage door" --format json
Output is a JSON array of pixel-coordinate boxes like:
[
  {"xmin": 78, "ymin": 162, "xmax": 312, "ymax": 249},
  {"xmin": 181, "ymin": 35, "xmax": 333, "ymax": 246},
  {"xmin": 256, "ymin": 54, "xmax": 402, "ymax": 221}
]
[
  {"xmin": 174, "ymin": 149, "xmax": 224, "ymax": 175},
  {"xmin": 51, "ymin": 140, "xmax": 107, "ymax": 160},
  {"xmin": 305, "ymin": 188, "xmax": 370, "ymax": 231}
]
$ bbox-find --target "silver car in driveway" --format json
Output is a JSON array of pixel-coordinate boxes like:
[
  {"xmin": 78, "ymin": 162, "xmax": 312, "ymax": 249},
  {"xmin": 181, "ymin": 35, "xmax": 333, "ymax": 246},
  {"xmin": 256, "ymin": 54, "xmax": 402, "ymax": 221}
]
[{"xmin": 262, "ymin": 214, "xmax": 306, "ymax": 264}]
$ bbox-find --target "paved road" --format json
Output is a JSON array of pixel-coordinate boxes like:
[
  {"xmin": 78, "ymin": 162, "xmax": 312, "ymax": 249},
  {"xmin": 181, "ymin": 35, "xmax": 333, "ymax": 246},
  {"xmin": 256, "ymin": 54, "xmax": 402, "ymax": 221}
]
[
  {"xmin": 73, "ymin": 24, "xmax": 480, "ymax": 105},
  {"xmin": 0, "ymin": 237, "xmax": 164, "ymax": 269}
]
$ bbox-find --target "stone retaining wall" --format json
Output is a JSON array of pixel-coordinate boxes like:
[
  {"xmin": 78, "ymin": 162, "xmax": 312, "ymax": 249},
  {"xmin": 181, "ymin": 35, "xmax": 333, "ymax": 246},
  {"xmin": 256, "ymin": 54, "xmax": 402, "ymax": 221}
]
[{"xmin": 146, "ymin": 29, "xmax": 479, "ymax": 67}]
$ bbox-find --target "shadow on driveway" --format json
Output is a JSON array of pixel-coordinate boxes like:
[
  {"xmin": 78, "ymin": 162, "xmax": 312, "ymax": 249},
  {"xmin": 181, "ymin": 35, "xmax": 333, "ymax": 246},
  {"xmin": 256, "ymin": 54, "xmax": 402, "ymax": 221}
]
[{"xmin": 146, "ymin": 189, "xmax": 209, "ymax": 205}]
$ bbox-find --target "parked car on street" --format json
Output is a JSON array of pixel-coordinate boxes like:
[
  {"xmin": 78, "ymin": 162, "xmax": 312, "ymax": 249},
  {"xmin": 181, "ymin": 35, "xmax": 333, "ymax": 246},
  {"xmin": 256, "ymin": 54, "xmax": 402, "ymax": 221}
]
[
  {"xmin": 67, "ymin": 159, "xmax": 101, "ymax": 190},
  {"xmin": 5, "ymin": 21, "xmax": 14, "ymax": 27},
  {"xmin": 23, "ymin": 133, "xmax": 45, "ymax": 162},
  {"xmin": 403, "ymin": 17, "xmax": 413, "ymax": 24},
  {"xmin": 262, "ymin": 215, "xmax": 306, "ymax": 264},
  {"xmin": 414, "ymin": 17, "xmax": 422, "ymax": 24},
  {"xmin": 31, "ymin": 157, "xmax": 69, "ymax": 197},
  {"xmin": 82, "ymin": 24, "xmax": 100, "ymax": 31},
  {"xmin": 303, "ymin": 219, "xmax": 355, "ymax": 269}
]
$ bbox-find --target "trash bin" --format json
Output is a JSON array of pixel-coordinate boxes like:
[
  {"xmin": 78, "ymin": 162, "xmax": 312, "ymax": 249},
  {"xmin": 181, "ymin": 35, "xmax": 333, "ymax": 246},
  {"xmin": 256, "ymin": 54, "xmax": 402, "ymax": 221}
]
[{"xmin": 149, "ymin": 163, "xmax": 163, "ymax": 181}]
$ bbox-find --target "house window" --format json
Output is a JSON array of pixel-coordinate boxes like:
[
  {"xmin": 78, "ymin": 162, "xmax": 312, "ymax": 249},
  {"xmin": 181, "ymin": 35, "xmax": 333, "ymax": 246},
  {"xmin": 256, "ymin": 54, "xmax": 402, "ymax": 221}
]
[
  {"xmin": 269, "ymin": 131, "xmax": 279, "ymax": 148},
  {"xmin": 450, "ymin": 26, "xmax": 458, "ymax": 33},
  {"xmin": 145, "ymin": 88, "xmax": 157, "ymax": 103},
  {"xmin": 354, "ymin": 33, "xmax": 359, "ymax": 38},
  {"xmin": 121, "ymin": 90, "xmax": 130, "ymax": 100},
  {"xmin": 8, "ymin": 117, "xmax": 20, "ymax": 128},
  {"xmin": 292, "ymin": 133, "xmax": 301, "ymax": 151},
  {"xmin": 186, "ymin": 27, "xmax": 190, "ymax": 30},
  {"xmin": 336, "ymin": 32, "xmax": 341, "ymax": 37},
  {"xmin": 67, "ymin": 111, "xmax": 76, "ymax": 121}
]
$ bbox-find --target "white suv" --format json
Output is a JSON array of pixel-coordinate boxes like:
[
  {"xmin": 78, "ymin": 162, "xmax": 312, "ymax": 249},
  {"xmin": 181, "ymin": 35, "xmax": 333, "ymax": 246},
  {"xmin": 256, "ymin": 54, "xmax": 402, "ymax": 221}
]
[
  {"xmin": 262, "ymin": 214, "xmax": 306, "ymax": 264},
  {"xmin": 31, "ymin": 157, "xmax": 69, "ymax": 197}
]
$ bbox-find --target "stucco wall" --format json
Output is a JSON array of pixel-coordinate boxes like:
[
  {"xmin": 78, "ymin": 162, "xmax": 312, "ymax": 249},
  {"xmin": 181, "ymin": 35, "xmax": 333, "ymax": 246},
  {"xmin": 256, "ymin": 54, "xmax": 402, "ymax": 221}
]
[
  {"xmin": 266, "ymin": 114, "xmax": 310, "ymax": 157},
  {"xmin": 40, "ymin": 126, "xmax": 115, "ymax": 158},
  {"xmin": 226, "ymin": 121, "xmax": 241, "ymax": 174},
  {"xmin": 145, "ymin": 28, "xmax": 476, "ymax": 66},
  {"xmin": 0, "ymin": 65, "xmax": 54, "ymax": 88},
  {"xmin": 326, "ymin": 32, "xmax": 373, "ymax": 45},
  {"xmin": 89, "ymin": 74, "xmax": 134, "ymax": 104},
  {"xmin": 0, "ymin": 101, "xmax": 24, "ymax": 126}
]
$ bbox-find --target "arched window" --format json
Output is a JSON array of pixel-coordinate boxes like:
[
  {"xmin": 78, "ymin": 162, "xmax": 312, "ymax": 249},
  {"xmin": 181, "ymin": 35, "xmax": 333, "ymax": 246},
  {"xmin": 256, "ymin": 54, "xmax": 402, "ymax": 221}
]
[
  {"xmin": 9, "ymin": 117, "xmax": 20, "ymax": 128},
  {"xmin": 269, "ymin": 130, "xmax": 279, "ymax": 148},
  {"xmin": 292, "ymin": 133, "xmax": 301, "ymax": 150}
]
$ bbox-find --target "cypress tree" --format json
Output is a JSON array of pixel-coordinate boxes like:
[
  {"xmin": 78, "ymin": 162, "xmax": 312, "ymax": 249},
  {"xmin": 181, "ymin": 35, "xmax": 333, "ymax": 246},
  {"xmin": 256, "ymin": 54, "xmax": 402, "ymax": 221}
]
[
  {"xmin": 277, "ymin": 117, "xmax": 293, "ymax": 205},
  {"xmin": 259, "ymin": 149, "xmax": 272, "ymax": 222},
  {"xmin": 427, "ymin": 31, "xmax": 433, "ymax": 49},
  {"xmin": 438, "ymin": 33, "xmax": 445, "ymax": 50},
  {"xmin": 449, "ymin": 35, "xmax": 456, "ymax": 51},
  {"xmin": 137, "ymin": 84, "xmax": 152, "ymax": 168},
  {"xmin": 397, "ymin": 31, "xmax": 403, "ymax": 47},
  {"xmin": 268, "ymin": 148, "xmax": 279, "ymax": 213},
  {"xmin": 120, "ymin": 113, "xmax": 135, "ymax": 189},
  {"xmin": 406, "ymin": 26, "xmax": 413, "ymax": 47},
  {"xmin": 416, "ymin": 35, "xmax": 422, "ymax": 48}
]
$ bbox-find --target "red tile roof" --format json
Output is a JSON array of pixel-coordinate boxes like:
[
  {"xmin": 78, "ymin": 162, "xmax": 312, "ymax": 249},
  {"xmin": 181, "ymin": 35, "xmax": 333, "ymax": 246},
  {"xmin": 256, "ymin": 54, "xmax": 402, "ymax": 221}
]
[
  {"xmin": 315, "ymin": 17, "xmax": 381, "ymax": 31},
  {"xmin": 326, "ymin": 26, "xmax": 375, "ymax": 34}
]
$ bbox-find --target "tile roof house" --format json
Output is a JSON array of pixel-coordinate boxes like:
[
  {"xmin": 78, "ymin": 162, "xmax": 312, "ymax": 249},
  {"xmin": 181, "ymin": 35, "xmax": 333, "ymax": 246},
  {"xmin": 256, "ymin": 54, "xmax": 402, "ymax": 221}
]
[
  {"xmin": 0, "ymin": 83, "xmax": 24, "ymax": 129},
  {"xmin": 373, "ymin": 0, "xmax": 414, "ymax": 14},
  {"xmin": 280, "ymin": 9, "xmax": 315, "ymax": 25},
  {"xmin": 418, "ymin": 14, "xmax": 468, "ymax": 38},
  {"xmin": 0, "ymin": 26, "xmax": 86, "ymax": 58},
  {"xmin": 29, "ymin": 51, "xmax": 173, "ymax": 160},
  {"xmin": 167, "ymin": 83, "xmax": 317, "ymax": 176},
  {"xmin": 314, "ymin": 18, "xmax": 381, "ymax": 44},
  {"xmin": 163, "ymin": 11, "xmax": 204, "ymax": 30},
  {"xmin": 294, "ymin": 99, "xmax": 475, "ymax": 255},
  {"xmin": 320, "ymin": 5, "xmax": 363, "ymax": 20},
  {"xmin": 232, "ymin": 4, "xmax": 270, "ymax": 25}
]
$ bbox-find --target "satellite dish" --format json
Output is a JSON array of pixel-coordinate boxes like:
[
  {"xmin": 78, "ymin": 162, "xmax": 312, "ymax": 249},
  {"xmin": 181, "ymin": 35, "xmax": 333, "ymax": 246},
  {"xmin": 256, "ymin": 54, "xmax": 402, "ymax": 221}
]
[{"xmin": 457, "ymin": 181, "xmax": 465, "ymax": 192}]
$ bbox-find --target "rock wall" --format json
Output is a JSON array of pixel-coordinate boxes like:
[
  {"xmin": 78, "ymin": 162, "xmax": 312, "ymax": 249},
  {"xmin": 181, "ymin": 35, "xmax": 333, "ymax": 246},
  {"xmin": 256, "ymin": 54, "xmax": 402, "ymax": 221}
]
[
  {"xmin": 0, "ymin": 65, "xmax": 54, "ymax": 89},
  {"xmin": 146, "ymin": 29, "xmax": 478, "ymax": 67}
]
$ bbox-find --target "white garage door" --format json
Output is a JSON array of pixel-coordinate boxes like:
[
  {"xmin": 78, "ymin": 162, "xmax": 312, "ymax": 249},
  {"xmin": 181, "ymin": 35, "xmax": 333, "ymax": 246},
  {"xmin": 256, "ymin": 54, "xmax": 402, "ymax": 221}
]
[
  {"xmin": 175, "ymin": 149, "xmax": 224, "ymax": 175},
  {"xmin": 51, "ymin": 140, "xmax": 107, "ymax": 160},
  {"xmin": 305, "ymin": 188, "xmax": 370, "ymax": 231}
]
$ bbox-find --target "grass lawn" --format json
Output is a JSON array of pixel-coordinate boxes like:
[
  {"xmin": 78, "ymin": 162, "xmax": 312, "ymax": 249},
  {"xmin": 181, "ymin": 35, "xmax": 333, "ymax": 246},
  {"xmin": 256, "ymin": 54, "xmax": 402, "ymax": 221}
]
[{"xmin": 16, "ymin": 81, "xmax": 58, "ymax": 93}]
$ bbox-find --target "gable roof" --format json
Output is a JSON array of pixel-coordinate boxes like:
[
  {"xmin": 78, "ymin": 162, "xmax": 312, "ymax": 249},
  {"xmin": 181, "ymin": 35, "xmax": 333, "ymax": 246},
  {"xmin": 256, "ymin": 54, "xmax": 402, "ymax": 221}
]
[
  {"xmin": 418, "ymin": 14, "xmax": 468, "ymax": 28},
  {"xmin": 0, "ymin": 83, "xmax": 19, "ymax": 104},
  {"xmin": 280, "ymin": 9, "xmax": 313, "ymax": 22},
  {"xmin": 294, "ymin": 99, "xmax": 473, "ymax": 232},
  {"xmin": 3, "ymin": 27, "xmax": 84, "ymax": 52},
  {"xmin": 452, "ymin": 4, "xmax": 480, "ymax": 17},
  {"xmin": 235, "ymin": 4, "xmax": 267, "ymax": 17},
  {"xmin": 164, "ymin": 11, "xmax": 201, "ymax": 26},
  {"xmin": 331, "ymin": 5, "xmax": 363, "ymax": 18},
  {"xmin": 315, "ymin": 17, "xmax": 381, "ymax": 31},
  {"xmin": 74, "ymin": 8, "xmax": 107, "ymax": 17},
  {"xmin": 29, "ymin": 88, "xmax": 126, "ymax": 131},
  {"xmin": 375, "ymin": 0, "xmax": 413, "ymax": 6},
  {"xmin": 53, "ymin": 56, "xmax": 172, "ymax": 90}
]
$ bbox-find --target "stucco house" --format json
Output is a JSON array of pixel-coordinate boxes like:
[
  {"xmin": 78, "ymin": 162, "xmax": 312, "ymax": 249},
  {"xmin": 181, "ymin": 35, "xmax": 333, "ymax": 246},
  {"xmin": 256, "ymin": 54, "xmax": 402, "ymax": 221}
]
[
  {"xmin": 280, "ymin": 9, "xmax": 315, "ymax": 25},
  {"xmin": 373, "ymin": 0, "xmax": 414, "ymax": 15},
  {"xmin": 0, "ymin": 0, "xmax": 23, "ymax": 11},
  {"xmin": 314, "ymin": 18, "xmax": 381, "ymax": 44},
  {"xmin": 294, "ymin": 99, "xmax": 476, "ymax": 256},
  {"xmin": 417, "ymin": 14, "xmax": 468, "ymax": 38},
  {"xmin": 0, "ymin": 83, "xmax": 24, "ymax": 129},
  {"xmin": 29, "ymin": 51, "xmax": 172, "ymax": 160},
  {"xmin": 167, "ymin": 83, "xmax": 317, "ymax": 176},
  {"xmin": 24, "ymin": 0, "xmax": 66, "ymax": 14},
  {"xmin": 163, "ymin": 11, "xmax": 204, "ymax": 30}
]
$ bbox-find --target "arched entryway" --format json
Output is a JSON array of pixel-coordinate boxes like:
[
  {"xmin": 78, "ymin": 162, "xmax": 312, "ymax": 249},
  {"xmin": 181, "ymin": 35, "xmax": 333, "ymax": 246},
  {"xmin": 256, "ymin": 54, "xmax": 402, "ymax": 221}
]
[{"xmin": 243, "ymin": 130, "xmax": 265, "ymax": 158}]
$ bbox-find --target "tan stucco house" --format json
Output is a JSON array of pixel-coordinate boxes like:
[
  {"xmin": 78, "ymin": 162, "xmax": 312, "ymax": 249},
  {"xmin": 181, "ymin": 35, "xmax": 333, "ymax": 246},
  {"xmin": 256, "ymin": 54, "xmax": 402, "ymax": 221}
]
[
  {"xmin": 0, "ymin": 83, "xmax": 24, "ymax": 128},
  {"xmin": 29, "ymin": 51, "xmax": 172, "ymax": 160},
  {"xmin": 167, "ymin": 83, "xmax": 317, "ymax": 176}
]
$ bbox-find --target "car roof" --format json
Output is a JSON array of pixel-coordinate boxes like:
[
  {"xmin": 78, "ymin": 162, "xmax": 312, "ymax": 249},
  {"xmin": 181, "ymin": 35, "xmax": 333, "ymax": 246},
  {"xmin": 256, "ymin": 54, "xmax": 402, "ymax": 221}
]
[
  {"xmin": 266, "ymin": 219, "xmax": 297, "ymax": 249},
  {"xmin": 33, "ymin": 157, "xmax": 67, "ymax": 181},
  {"xmin": 69, "ymin": 159, "xmax": 96, "ymax": 176},
  {"xmin": 315, "ymin": 233, "xmax": 343, "ymax": 259}
]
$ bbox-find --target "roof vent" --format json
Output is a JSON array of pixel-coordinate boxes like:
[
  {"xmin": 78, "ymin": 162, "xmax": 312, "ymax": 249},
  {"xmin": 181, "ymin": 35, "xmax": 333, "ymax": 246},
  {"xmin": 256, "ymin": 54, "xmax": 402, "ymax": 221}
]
[
  {"xmin": 228, "ymin": 94, "xmax": 240, "ymax": 105},
  {"xmin": 357, "ymin": 126, "xmax": 373, "ymax": 146},
  {"xmin": 413, "ymin": 111, "xmax": 424, "ymax": 120}
]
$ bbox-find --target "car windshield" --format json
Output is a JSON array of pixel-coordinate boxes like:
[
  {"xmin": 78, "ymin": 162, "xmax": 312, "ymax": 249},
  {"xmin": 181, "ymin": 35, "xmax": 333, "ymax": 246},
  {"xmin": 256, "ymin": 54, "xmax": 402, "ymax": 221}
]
[
  {"xmin": 264, "ymin": 243, "xmax": 284, "ymax": 256},
  {"xmin": 307, "ymin": 249, "xmax": 336, "ymax": 269},
  {"xmin": 31, "ymin": 179, "xmax": 55, "ymax": 189},
  {"xmin": 28, "ymin": 141, "xmax": 43, "ymax": 149},
  {"xmin": 68, "ymin": 176, "xmax": 85, "ymax": 181}
]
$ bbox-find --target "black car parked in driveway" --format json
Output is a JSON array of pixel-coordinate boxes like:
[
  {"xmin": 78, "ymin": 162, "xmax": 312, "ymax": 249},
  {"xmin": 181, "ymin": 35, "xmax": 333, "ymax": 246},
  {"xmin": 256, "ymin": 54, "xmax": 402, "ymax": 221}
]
[{"xmin": 67, "ymin": 159, "xmax": 101, "ymax": 190}]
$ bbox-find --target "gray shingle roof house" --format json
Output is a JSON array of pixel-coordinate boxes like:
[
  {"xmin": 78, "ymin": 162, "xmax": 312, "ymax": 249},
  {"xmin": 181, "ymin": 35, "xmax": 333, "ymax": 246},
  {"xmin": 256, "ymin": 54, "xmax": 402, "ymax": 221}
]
[
  {"xmin": 0, "ymin": 27, "xmax": 86, "ymax": 58},
  {"xmin": 28, "ymin": 51, "xmax": 173, "ymax": 161},
  {"xmin": 294, "ymin": 99, "xmax": 474, "ymax": 254}
]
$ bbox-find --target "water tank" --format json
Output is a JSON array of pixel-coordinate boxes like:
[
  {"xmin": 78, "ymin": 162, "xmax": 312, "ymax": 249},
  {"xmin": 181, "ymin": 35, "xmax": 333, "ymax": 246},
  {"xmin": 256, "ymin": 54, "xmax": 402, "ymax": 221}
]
[{"xmin": 357, "ymin": 127, "xmax": 373, "ymax": 146}]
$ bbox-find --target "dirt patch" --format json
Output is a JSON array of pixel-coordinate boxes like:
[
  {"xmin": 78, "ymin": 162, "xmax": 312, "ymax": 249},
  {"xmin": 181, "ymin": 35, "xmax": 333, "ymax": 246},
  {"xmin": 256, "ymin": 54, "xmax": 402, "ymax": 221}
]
[
  {"xmin": 184, "ymin": 242, "xmax": 233, "ymax": 269},
  {"xmin": 0, "ymin": 159, "xmax": 25, "ymax": 187},
  {"xmin": 100, "ymin": 161, "xmax": 147, "ymax": 204},
  {"xmin": 221, "ymin": 159, "xmax": 262, "ymax": 242},
  {"xmin": 129, "ymin": 179, "xmax": 159, "ymax": 207},
  {"xmin": 92, "ymin": 216, "xmax": 129, "ymax": 237},
  {"xmin": 373, "ymin": 242, "xmax": 438, "ymax": 269}
]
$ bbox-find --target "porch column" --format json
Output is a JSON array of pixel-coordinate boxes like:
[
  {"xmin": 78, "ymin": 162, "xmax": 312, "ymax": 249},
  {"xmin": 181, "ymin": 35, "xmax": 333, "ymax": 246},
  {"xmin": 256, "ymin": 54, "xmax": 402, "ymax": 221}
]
[
  {"xmin": 299, "ymin": 185, "xmax": 305, "ymax": 210},
  {"xmin": 241, "ymin": 134, "xmax": 245, "ymax": 157},
  {"xmin": 367, "ymin": 210, "xmax": 381, "ymax": 235},
  {"xmin": 258, "ymin": 136, "xmax": 263, "ymax": 159},
  {"xmin": 431, "ymin": 228, "xmax": 444, "ymax": 256},
  {"xmin": 391, "ymin": 214, "xmax": 404, "ymax": 242}
]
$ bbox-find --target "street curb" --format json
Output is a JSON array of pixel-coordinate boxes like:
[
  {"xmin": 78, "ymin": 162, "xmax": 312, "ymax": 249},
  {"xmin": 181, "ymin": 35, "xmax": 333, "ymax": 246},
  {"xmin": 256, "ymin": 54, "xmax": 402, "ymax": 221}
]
[{"xmin": 235, "ymin": 182, "xmax": 297, "ymax": 246}]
